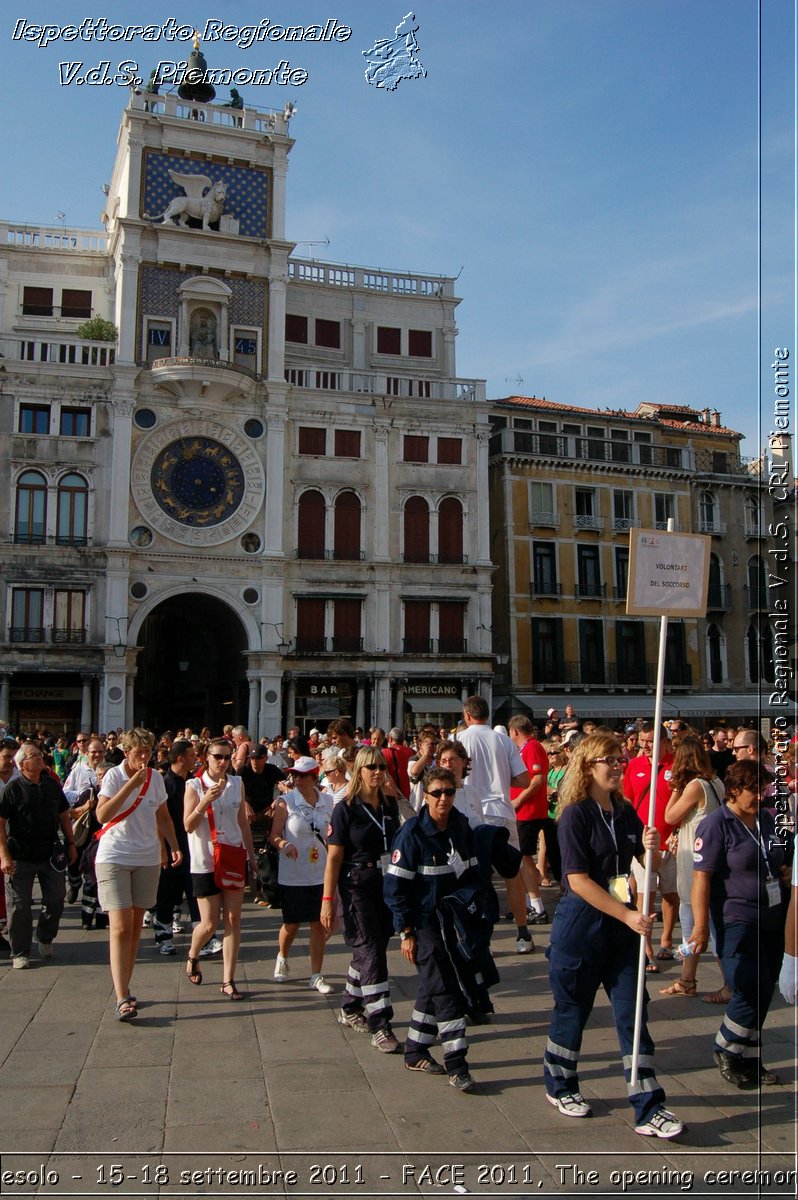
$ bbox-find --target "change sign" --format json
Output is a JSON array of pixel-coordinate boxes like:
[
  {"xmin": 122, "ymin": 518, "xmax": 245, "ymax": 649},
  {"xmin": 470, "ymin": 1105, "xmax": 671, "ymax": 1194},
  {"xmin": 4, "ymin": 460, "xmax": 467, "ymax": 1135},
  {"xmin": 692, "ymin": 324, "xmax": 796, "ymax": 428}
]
[{"xmin": 626, "ymin": 529, "xmax": 710, "ymax": 617}]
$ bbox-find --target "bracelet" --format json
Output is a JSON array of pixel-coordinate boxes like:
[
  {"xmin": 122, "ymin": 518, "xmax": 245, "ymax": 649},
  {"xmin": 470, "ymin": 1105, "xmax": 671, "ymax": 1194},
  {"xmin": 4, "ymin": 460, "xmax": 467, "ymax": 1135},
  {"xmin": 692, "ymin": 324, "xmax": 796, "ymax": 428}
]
[{"xmin": 321, "ymin": 896, "xmax": 334, "ymax": 902}]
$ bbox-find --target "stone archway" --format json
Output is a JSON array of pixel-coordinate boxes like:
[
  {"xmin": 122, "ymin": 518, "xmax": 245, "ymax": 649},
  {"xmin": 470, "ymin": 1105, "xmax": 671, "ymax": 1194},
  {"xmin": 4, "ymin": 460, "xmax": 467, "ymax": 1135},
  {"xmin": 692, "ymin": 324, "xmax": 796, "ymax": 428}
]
[{"xmin": 134, "ymin": 593, "xmax": 248, "ymax": 733}]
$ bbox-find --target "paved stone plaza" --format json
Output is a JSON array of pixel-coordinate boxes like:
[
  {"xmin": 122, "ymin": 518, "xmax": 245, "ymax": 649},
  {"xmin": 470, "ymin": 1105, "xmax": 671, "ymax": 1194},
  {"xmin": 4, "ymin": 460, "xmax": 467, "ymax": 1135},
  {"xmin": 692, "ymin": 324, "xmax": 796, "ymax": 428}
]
[{"xmin": 1, "ymin": 891, "xmax": 795, "ymax": 1198}]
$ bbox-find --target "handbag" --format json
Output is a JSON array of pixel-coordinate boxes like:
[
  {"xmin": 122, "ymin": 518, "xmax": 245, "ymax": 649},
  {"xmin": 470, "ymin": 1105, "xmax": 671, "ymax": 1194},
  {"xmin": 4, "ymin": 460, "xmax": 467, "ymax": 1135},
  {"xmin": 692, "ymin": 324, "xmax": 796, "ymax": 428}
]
[
  {"xmin": 206, "ymin": 801, "xmax": 248, "ymax": 890},
  {"xmin": 72, "ymin": 810, "xmax": 92, "ymax": 849}
]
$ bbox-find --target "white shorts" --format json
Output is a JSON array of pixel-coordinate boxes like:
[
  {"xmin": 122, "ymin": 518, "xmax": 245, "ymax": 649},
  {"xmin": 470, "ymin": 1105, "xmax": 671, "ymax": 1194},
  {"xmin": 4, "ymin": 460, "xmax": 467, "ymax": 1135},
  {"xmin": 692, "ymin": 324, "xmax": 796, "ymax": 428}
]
[{"xmin": 631, "ymin": 848, "xmax": 677, "ymax": 895}]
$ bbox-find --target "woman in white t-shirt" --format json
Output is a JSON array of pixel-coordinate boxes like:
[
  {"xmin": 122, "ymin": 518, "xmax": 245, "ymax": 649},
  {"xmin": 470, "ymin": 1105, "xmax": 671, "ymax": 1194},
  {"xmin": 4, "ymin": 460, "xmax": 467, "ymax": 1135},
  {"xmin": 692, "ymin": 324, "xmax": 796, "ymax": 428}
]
[
  {"xmin": 437, "ymin": 739, "xmax": 483, "ymax": 829},
  {"xmin": 96, "ymin": 728, "xmax": 182, "ymax": 1021},
  {"xmin": 320, "ymin": 751, "xmax": 349, "ymax": 806},
  {"xmin": 183, "ymin": 738, "xmax": 257, "ymax": 1000},
  {"xmin": 269, "ymin": 756, "xmax": 334, "ymax": 993}
]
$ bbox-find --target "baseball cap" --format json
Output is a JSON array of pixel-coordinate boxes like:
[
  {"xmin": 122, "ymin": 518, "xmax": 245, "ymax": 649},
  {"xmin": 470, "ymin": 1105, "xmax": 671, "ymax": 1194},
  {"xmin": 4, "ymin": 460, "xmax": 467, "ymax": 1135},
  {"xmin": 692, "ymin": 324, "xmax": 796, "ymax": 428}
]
[
  {"xmin": 288, "ymin": 755, "xmax": 320, "ymax": 775},
  {"xmin": 309, "ymin": 728, "xmax": 321, "ymax": 736},
  {"xmin": 250, "ymin": 745, "xmax": 268, "ymax": 760},
  {"xmin": 563, "ymin": 729, "xmax": 580, "ymax": 745},
  {"xmin": 547, "ymin": 708, "xmax": 558, "ymax": 718}
]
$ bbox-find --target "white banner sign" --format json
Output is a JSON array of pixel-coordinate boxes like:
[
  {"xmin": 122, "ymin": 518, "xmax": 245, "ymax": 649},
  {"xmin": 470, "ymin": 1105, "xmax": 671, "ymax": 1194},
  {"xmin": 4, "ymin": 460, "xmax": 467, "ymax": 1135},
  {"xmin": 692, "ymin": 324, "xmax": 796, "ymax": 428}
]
[{"xmin": 626, "ymin": 529, "xmax": 710, "ymax": 617}]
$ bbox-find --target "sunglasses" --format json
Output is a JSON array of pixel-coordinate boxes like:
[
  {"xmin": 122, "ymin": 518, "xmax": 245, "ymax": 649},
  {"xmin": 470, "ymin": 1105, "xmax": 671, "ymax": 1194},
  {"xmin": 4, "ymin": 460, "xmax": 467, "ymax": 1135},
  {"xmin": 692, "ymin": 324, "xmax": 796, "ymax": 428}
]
[
  {"xmin": 427, "ymin": 787, "xmax": 456, "ymax": 799},
  {"xmin": 363, "ymin": 763, "xmax": 385, "ymax": 771},
  {"xmin": 589, "ymin": 756, "xmax": 623, "ymax": 767},
  {"xmin": 209, "ymin": 752, "xmax": 231, "ymax": 761}
]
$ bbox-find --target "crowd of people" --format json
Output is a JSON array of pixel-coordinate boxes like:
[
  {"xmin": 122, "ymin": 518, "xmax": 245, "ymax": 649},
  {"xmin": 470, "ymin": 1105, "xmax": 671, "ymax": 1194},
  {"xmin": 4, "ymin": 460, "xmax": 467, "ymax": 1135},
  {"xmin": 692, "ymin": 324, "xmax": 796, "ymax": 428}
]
[{"xmin": 0, "ymin": 703, "xmax": 795, "ymax": 1131}]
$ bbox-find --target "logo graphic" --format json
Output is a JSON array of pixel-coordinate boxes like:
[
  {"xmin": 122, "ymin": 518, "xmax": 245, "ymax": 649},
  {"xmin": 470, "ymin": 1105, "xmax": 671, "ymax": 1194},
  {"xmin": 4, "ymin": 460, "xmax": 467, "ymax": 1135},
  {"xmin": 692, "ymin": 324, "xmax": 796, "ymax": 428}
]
[
  {"xmin": 362, "ymin": 12, "xmax": 426, "ymax": 90},
  {"xmin": 391, "ymin": 848, "xmax": 402, "ymax": 863}
]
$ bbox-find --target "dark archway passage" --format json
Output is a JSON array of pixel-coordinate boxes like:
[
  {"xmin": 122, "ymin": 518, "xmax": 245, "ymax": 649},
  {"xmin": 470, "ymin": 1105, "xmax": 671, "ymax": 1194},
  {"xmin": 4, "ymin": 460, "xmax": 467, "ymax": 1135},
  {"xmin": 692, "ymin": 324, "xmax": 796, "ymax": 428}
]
[{"xmin": 134, "ymin": 593, "xmax": 249, "ymax": 733}]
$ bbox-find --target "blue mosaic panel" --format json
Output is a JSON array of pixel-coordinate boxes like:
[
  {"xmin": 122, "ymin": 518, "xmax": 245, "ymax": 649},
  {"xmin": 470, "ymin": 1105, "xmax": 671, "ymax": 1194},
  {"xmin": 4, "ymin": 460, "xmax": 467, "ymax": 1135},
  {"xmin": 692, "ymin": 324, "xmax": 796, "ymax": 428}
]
[
  {"xmin": 139, "ymin": 268, "xmax": 266, "ymax": 329},
  {"xmin": 142, "ymin": 151, "xmax": 268, "ymax": 239}
]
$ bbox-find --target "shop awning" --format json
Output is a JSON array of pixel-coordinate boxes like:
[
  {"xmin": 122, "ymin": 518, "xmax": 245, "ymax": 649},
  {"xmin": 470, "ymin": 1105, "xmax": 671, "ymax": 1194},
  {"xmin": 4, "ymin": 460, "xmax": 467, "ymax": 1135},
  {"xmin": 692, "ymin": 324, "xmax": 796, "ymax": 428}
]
[{"xmin": 498, "ymin": 693, "xmax": 786, "ymax": 721}]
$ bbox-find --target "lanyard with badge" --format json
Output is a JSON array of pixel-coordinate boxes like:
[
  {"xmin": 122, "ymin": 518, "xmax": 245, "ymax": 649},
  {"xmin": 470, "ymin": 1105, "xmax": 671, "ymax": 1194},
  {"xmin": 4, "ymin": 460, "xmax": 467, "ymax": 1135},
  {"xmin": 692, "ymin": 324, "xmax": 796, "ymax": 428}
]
[
  {"xmin": 294, "ymin": 794, "xmax": 327, "ymax": 865},
  {"xmin": 361, "ymin": 800, "xmax": 391, "ymax": 873},
  {"xmin": 596, "ymin": 801, "xmax": 631, "ymax": 904},
  {"xmin": 447, "ymin": 838, "xmax": 467, "ymax": 878},
  {"xmin": 738, "ymin": 817, "xmax": 781, "ymax": 907}
]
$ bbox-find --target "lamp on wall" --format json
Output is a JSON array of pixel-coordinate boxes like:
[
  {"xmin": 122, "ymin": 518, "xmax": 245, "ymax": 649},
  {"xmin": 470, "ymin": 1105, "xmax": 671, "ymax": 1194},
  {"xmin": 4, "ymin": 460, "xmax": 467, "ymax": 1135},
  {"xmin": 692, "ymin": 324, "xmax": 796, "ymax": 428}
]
[{"xmin": 109, "ymin": 616, "xmax": 128, "ymax": 660}]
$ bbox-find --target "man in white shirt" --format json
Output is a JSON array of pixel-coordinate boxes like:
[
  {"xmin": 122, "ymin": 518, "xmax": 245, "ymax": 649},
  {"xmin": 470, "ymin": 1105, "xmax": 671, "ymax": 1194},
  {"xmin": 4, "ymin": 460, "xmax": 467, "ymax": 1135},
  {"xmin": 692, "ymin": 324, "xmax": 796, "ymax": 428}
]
[{"xmin": 458, "ymin": 696, "xmax": 534, "ymax": 953}]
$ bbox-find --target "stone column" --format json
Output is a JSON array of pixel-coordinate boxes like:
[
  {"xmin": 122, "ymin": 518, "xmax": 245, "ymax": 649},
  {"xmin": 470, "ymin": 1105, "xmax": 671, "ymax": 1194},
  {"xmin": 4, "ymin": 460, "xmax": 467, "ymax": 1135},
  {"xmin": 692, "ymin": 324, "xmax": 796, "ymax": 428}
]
[
  {"xmin": 114, "ymin": 248, "xmax": 141, "ymax": 364},
  {"xmin": 108, "ymin": 392, "xmax": 136, "ymax": 546},
  {"xmin": 270, "ymin": 151, "xmax": 288, "ymax": 241},
  {"xmin": 393, "ymin": 683, "xmax": 404, "ymax": 729},
  {"xmin": 0, "ymin": 674, "xmax": 10, "ymax": 723},
  {"xmin": 247, "ymin": 674, "xmax": 259, "ymax": 737},
  {"xmin": 125, "ymin": 677, "xmax": 135, "ymax": 728},
  {"xmin": 286, "ymin": 679, "xmax": 296, "ymax": 733},
  {"xmin": 373, "ymin": 425, "xmax": 391, "ymax": 561},
  {"xmin": 374, "ymin": 676, "xmax": 391, "ymax": 730},
  {"xmin": 475, "ymin": 429, "xmax": 492, "ymax": 566},
  {"xmin": 355, "ymin": 682, "xmax": 366, "ymax": 730},
  {"xmin": 80, "ymin": 674, "xmax": 94, "ymax": 731},
  {"xmin": 263, "ymin": 412, "xmax": 286, "ymax": 556},
  {"xmin": 266, "ymin": 273, "xmax": 287, "ymax": 382}
]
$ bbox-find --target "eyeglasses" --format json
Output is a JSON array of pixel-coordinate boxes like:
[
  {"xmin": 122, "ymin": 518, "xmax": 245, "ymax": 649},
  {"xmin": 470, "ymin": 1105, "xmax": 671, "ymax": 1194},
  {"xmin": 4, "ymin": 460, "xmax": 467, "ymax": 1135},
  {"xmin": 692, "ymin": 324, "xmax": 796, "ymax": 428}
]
[
  {"xmin": 427, "ymin": 787, "xmax": 456, "ymax": 799},
  {"xmin": 589, "ymin": 756, "xmax": 623, "ymax": 767},
  {"xmin": 547, "ymin": 749, "xmax": 562, "ymax": 755},
  {"xmin": 209, "ymin": 753, "xmax": 231, "ymax": 761},
  {"xmin": 76, "ymin": 738, "xmax": 88, "ymax": 744},
  {"xmin": 732, "ymin": 745, "xmax": 751, "ymax": 753},
  {"xmin": 363, "ymin": 763, "xmax": 385, "ymax": 771}
]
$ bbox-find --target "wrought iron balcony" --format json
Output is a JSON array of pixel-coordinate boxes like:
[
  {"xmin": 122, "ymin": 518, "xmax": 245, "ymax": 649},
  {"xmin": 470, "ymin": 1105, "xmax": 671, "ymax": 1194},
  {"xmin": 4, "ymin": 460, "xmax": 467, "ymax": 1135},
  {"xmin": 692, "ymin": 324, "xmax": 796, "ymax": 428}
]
[
  {"xmin": 576, "ymin": 581, "xmax": 606, "ymax": 599},
  {"xmin": 531, "ymin": 580, "xmax": 562, "ymax": 597}
]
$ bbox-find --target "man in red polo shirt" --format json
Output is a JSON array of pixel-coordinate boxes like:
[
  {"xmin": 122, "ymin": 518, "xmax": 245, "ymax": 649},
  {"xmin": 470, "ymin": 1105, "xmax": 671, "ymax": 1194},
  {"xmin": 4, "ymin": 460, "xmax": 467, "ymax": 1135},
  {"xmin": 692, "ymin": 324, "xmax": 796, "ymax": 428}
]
[
  {"xmin": 508, "ymin": 715, "xmax": 552, "ymax": 924},
  {"xmin": 623, "ymin": 721, "xmax": 677, "ymax": 969}
]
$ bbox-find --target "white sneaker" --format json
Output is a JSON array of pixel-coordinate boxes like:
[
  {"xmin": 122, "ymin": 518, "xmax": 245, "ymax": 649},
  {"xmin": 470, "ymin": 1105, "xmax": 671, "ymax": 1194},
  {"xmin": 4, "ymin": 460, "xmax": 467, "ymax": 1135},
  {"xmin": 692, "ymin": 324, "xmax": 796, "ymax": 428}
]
[
  {"xmin": 309, "ymin": 973, "xmax": 333, "ymax": 994},
  {"xmin": 171, "ymin": 919, "xmax": 184, "ymax": 934},
  {"xmin": 158, "ymin": 941, "xmax": 176, "ymax": 956},
  {"xmin": 37, "ymin": 940, "xmax": 53, "ymax": 960},
  {"xmin": 198, "ymin": 936, "xmax": 223, "ymax": 958},
  {"xmin": 516, "ymin": 933, "xmax": 535, "ymax": 954},
  {"xmin": 546, "ymin": 1091, "xmax": 592, "ymax": 1118},
  {"xmin": 12, "ymin": 955, "xmax": 30, "ymax": 970},
  {"xmin": 274, "ymin": 954, "xmax": 289, "ymax": 981},
  {"xmin": 142, "ymin": 911, "xmax": 153, "ymax": 928},
  {"xmin": 635, "ymin": 1106, "xmax": 684, "ymax": 1139}
]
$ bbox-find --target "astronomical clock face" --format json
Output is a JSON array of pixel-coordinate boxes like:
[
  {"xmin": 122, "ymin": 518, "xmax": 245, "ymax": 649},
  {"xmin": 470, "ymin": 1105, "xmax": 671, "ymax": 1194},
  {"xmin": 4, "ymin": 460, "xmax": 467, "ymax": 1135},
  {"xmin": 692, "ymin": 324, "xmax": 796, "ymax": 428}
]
[
  {"xmin": 131, "ymin": 419, "xmax": 264, "ymax": 545},
  {"xmin": 151, "ymin": 436, "xmax": 244, "ymax": 527}
]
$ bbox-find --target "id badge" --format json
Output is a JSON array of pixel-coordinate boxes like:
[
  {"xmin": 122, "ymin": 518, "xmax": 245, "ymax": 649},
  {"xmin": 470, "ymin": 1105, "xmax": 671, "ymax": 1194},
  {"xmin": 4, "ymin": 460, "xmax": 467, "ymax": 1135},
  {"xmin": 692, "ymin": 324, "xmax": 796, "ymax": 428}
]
[
  {"xmin": 308, "ymin": 846, "xmax": 319, "ymax": 865},
  {"xmin": 378, "ymin": 853, "xmax": 391, "ymax": 875},
  {"xmin": 609, "ymin": 874, "xmax": 631, "ymax": 904},
  {"xmin": 766, "ymin": 877, "xmax": 781, "ymax": 908},
  {"xmin": 447, "ymin": 848, "xmax": 466, "ymax": 878}
]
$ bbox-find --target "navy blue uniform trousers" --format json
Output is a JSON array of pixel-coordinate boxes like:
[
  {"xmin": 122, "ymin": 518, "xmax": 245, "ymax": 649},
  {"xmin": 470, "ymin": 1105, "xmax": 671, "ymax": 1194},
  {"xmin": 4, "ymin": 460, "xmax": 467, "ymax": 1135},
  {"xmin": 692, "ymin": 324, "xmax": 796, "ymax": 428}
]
[
  {"xmin": 339, "ymin": 867, "xmax": 394, "ymax": 1032},
  {"xmin": 714, "ymin": 919, "xmax": 783, "ymax": 1064},
  {"xmin": 544, "ymin": 893, "xmax": 665, "ymax": 1124}
]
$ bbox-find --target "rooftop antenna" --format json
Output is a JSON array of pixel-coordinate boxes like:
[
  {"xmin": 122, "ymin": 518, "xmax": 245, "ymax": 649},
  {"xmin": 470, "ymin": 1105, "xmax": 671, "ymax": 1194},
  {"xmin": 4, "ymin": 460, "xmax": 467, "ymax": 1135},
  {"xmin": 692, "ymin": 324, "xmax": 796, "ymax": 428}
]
[
  {"xmin": 504, "ymin": 374, "xmax": 524, "ymax": 391},
  {"xmin": 294, "ymin": 237, "xmax": 330, "ymax": 259}
]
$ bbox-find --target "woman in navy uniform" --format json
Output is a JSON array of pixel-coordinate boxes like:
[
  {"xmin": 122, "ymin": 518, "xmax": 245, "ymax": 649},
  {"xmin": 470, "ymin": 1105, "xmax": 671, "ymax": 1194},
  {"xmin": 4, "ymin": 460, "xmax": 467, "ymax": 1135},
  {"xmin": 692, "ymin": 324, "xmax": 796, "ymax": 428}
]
[
  {"xmin": 543, "ymin": 732, "xmax": 683, "ymax": 1139},
  {"xmin": 691, "ymin": 759, "xmax": 787, "ymax": 1088},
  {"xmin": 384, "ymin": 767, "xmax": 482, "ymax": 1092},
  {"xmin": 320, "ymin": 748, "xmax": 402, "ymax": 1053}
]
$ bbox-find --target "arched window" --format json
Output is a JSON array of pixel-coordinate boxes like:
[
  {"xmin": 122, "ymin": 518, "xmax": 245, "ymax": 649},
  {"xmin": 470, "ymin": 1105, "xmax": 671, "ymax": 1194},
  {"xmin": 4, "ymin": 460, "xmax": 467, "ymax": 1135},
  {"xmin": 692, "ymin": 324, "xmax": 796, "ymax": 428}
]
[
  {"xmin": 15, "ymin": 470, "xmax": 47, "ymax": 544},
  {"xmin": 56, "ymin": 473, "xmax": 88, "ymax": 545},
  {"xmin": 744, "ymin": 496, "xmax": 760, "ymax": 537},
  {"xmin": 746, "ymin": 619, "xmax": 774, "ymax": 684},
  {"xmin": 707, "ymin": 622, "xmax": 724, "ymax": 683},
  {"xmin": 333, "ymin": 491, "xmax": 362, "ymax": 560},
  {"xmin": 404, "ymin": 496, "xmax": 430, "ymax": 563},
  {"xmin": 438, "ymin": 497, "xmax": 464, "ymax": 564},
  {"xmin": 297, "ymin": 490, "xmax": 326, "ymax": 559},
  {"xmin": 707, "ymin": 554, "xmax": 723, "ymax": 608},
  {"xmin": 699, "ymin": 490, "xmax": 717, "ymax": 531},
  {"xmin": 747, "ymin": 555, "xmax": 767, "ymax": 609}
]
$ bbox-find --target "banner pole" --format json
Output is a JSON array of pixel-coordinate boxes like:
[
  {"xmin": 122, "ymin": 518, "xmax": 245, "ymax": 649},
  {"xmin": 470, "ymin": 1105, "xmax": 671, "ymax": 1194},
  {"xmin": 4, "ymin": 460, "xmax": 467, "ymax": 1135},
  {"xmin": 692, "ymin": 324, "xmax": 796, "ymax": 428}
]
[{"xmin": 629, "ymin": 516, "xmax": 673, "ymax": 1087}]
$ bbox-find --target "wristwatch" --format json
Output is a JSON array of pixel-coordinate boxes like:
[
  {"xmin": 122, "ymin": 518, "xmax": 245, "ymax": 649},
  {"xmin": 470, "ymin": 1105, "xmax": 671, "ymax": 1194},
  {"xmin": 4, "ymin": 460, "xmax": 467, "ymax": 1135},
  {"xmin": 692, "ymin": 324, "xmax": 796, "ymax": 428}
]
[{"xmin": 400, "ymin": 928, "xmax": 416, "ymax": 939}]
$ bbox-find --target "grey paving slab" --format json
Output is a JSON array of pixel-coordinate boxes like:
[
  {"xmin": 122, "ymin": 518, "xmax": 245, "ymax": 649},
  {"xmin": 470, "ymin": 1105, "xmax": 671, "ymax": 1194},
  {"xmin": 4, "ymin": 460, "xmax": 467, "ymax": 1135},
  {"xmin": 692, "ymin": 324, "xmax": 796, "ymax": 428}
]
[{"xmin": 0, "ymin": 902, "xmax": 793, "ymax": 1198}]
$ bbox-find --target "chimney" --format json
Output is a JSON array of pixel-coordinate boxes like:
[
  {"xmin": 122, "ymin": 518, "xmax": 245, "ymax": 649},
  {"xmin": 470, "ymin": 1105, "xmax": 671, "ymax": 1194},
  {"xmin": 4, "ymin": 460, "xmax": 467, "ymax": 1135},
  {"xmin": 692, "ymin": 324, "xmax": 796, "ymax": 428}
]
[
  {"xmin": 700, "ymin": 407, "xmax": 711, "ymax": 424},
  {"xmin": 711, "ymin": 410, "xmax": 721, "ymax": 427}
]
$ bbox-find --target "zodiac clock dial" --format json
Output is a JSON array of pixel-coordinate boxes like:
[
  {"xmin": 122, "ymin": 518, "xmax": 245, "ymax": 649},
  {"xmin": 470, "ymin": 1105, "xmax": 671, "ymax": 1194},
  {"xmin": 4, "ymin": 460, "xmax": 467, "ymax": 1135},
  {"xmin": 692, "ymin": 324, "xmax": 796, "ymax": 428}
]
[
  {"xmin": 131, "ymin": 419, "xmax": 265, "ymax": 546},
  {"xmin": 151, "ymin": 436, "xmax": 245, "ymax": 526}
]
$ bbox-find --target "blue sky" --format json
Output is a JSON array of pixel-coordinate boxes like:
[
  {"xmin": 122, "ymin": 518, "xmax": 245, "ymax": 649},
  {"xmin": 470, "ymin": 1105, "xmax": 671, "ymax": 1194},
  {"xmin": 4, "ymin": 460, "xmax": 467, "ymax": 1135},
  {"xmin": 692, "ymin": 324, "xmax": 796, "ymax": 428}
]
[{"xmin": 2, "ymin": 0, "xmax": 794, "ymax": 454}]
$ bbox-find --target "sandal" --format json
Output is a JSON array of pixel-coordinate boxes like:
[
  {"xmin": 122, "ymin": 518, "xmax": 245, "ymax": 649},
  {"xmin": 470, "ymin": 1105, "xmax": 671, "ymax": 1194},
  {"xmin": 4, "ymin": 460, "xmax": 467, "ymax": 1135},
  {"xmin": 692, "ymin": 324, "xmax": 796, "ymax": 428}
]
[
  {"xmin": 655, "ymin": 946, "xmax": 675, "ymax": 961},
  {"xmin": 115, "ymin": 997, "xmax": 138, "ymax": 1021},
  {"xmin": 659, "ymin": 978, "xmax": 697, "ymax": 996},
  {"xmin": 220, "ymin": 980, "xmax": 243, "ymax": 1000},
  {"xmin": 701, "ymin": 985, "xmax": 731, "ymax": 1005},
  {"xmin": 186, "ymin": 957, "xmax": 202, "ymax": 986},
  {"xmin": 645, "ymin": 959, "xmax": 660, "ymax": 974}
]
